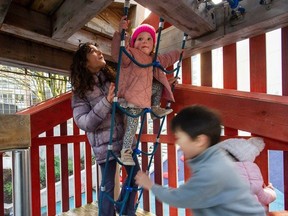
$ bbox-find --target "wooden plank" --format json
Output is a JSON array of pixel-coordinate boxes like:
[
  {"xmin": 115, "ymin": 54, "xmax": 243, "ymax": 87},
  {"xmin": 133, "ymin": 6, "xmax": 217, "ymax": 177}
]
[
  {"xmin": 0, "ymin": 153, "xmax": 3, "ymax": 216},
  {"xmin": 201, "ymin": 51, "xmax": 212, "ymax": 86},
  {"xmin": 46, "ymin": 129, "xmax": 56, "ymax": 216},
  {"xmin": 0, "ymin": 0, "xmax": 11, "ymax": 25},
  {"xmin": 4, "ymin": 2, "xmax": 51, "ymax": 36},
  {"xmin": 60, "ymin": 123, "xmax": 70, "ymax": 212},
  {"xmin": 0, "ymin": 25, "xmax": 114, "ymax": 65},
  {"xmin": 52, "ymin": 0, "xmax": 113, "ymax": 40},
  {"xmin": 0, "ymin": 32, "xmax": 73, "ymax": 75},
  {"xmin": 158, "ymin": 0, "xmax": 288, "ymax": 56},
  {"xmin": 223, "ymin": 43, "xmax": 238, "ymax": 136},
  {"xmin": 73, "ymin": 121, "xmax": 82, "ymax": 208},
  {"xmin": 31, "ymin": 0, "xmax": 61, "ymax": 14},
  {"xmin": 0, "ymin": 114, "xmax": 30, "ymax": 150},
  {"xmin": 173, "ymin": 85, "xmax": 288, "ymax": 142},
  {"xmin": 30, "ymin": 143, "xmax": 41, "ymax": 216},
  {"xmin": 250, "ymin": 34, "xmax": 267, "ymax": 93},
  {"xmin": 282, "ymin": 26, "xmax": 288, "ymax": 210},
  {"xmin": 17, "ymin": 92, "xmax": 72, "ymax": 138},
  {"xmin": 182, "ymin": 58, "xmax": 192, "ymax": 84},
  {"xmin": 135, "ymin": 0, "xmax": 216, "ymax": 38}
]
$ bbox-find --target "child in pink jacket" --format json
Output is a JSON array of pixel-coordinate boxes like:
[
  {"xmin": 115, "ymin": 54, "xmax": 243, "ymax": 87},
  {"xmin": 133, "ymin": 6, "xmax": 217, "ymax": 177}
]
[
  {"xmin": 111, "ymin": 16, "xmax": 182, "ymax": 165},
  {"xmin": 218, "ymin": 137, "xmax": 276, "ymax": 207}
]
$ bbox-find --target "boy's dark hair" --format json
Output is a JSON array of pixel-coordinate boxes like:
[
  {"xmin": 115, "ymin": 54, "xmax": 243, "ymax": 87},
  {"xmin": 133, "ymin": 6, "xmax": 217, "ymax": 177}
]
[{"xmin": 171, "ymin": 105, "xmax": 222, "ymax": 146}]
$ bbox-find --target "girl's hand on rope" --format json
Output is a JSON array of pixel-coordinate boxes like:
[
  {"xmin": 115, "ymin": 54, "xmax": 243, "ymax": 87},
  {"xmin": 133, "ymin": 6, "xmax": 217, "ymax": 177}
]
[
  {"xmin": 119, "ymin": 16, "xmax": 130, "ymax": 32},
  {"xmin": 106, "ymin": 83, "xmax": 115, "ymax": 103},
  {"xmin": 168, "ymin": 77, "xmax": 180, "ymax": 87},
  {"xmin": 135, "ymin": 171, "xmax": 154, "ymax": 190}
]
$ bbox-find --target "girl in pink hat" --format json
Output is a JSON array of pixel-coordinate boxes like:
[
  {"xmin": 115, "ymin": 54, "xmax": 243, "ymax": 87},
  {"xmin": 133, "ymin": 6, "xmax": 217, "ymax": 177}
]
[{"xmin": 111, "ymin": 16, "xmax": 184, "ymax": 165}]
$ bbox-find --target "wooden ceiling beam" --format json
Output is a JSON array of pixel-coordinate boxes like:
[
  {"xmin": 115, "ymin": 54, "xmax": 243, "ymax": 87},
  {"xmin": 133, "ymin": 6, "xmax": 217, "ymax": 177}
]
[
  {"xmin": 135, "ymin": 0, "xmax": 216, "ymax": 38},
  {"xmin": 3, "ymin": 2, "xmax": 51, "ymax": 36},
  {"xmin": 0, "ymin": 33, "xmax": 73, "ymax": 75},
  {"xmin": 52, "ymin": 0, "xmax": 113, "ymax": 41},
  {"xmin": 0, "ymin": 0, "xmax": 11, "ymax": 25},
  {"xmin": 159, "ymin": 0, "xmax": 288, "ymax": 56}
]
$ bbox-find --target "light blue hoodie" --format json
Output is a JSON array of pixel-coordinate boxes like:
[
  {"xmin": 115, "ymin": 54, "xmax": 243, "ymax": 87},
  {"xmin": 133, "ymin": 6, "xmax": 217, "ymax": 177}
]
[{"xmin": 151, "ymin": 145, "xmax": 266, "ymax": 216}]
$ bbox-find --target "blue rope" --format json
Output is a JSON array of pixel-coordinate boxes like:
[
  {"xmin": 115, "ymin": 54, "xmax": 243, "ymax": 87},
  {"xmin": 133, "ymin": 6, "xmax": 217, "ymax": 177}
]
[
  {"xmin": 134, "ymin": 30, "xmax": 188, "ymax": 213},
  {"xmin": 99, "ymin": 1, "xmax": 188, "ymax": 213}
]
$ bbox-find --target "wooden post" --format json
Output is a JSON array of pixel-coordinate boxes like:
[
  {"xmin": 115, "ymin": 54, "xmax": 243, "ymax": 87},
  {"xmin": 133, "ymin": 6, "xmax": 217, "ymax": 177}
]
[{"xmin": 0, "ymin": 114, "xmax": 31, "ymax": 216}]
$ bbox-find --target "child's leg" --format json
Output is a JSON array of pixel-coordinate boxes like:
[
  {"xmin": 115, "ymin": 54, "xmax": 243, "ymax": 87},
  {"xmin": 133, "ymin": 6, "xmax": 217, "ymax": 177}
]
[
  {"xmin": 151, "ymin": 79, "xmax": 173, "ymax": 119},
  {"xmin": 151, "ymin": 79, "xmax": 163, "ymax": 106},
  {"xmin": 121, "ymin": 107, "xmax": 142, "ymax": 166}
]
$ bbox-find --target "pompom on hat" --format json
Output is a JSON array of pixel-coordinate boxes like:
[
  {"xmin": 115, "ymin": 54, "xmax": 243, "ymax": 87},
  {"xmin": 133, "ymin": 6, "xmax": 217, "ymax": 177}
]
[
  {"xmin": 130, "ymin": 24, "xmax": 156, "ymax": 48},
  {"xmin": 218, "ymin": 137, "xmax": 265, "ymax": 162}
]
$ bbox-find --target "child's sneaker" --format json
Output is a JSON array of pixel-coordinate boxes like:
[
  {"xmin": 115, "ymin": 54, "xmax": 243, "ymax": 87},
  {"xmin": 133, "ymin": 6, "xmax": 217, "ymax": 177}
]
[
  {"xmin": 120, "ymin": 149, "xmax": 135, "ymax": 166},
  {"xmin": 151, "ymin": 106, "xmax": 173, "ymax": 120}
]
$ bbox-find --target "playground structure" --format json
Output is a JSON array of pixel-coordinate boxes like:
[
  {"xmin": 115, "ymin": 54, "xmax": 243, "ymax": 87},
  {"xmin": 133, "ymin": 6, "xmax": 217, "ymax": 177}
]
[{"xmin": 0, "ymin": 0, "xmax": 288, "ymax": 215}]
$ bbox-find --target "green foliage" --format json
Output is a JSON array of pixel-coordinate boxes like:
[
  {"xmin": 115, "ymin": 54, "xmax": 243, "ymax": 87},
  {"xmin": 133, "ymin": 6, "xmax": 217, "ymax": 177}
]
[{"xmin": 3, "ymin": 169, "xmax": 12, "ymax": 203}]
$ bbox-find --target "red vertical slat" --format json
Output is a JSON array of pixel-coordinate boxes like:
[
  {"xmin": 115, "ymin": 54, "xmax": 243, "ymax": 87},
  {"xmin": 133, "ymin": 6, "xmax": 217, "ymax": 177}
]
[
  {"xmin": 46, "ymin": 129, "xmax": 56, "ymax": 215},
  {"xmin": 153, "ymin": 120, "xmax": 163, "ymax": 216},
  {"xmin": 281, "ymin": 26, "xmax": 288, "ymax": 210},
  {"xmin": 182, "ymin": 58, "xmax": 192, "ymax": 84},
  {"xmin": 140, "ymin": 116, "xmax": 150, "ymax": 212},
  {"xmin": 0, "ymin": 153, "xmax": 3, "ymax": 215},
  {"xmin": 223, "ymin": 43, "xmax": 238, "ymax": 136},
  {"xmin": 73, "ymin": 121, "xmax": 82, "ymax": 208},
  {"xmin": 60, "ymin": 122, "xmax": 69, "ymax": 212},
  {"xmin": 250, "ymin": 34, "xmax": 267, "ymax": 93},
  {"xmin": 249, "ymin": 34, "xmax": 269, "ymax": 183},
  {"xmin": 201, "ymin": 51, "xmax": 212, "ymax": 87},
  {"xmin": 31, "ymin": 139, "xmax": 41, "ymax": 216},
  {"xmin": 166, "ymin": 114, "xmax": 178, "ymax": 216},
  {"xmin": 85, "ymin": 141, "xmax": 93, "ymax": 203}
]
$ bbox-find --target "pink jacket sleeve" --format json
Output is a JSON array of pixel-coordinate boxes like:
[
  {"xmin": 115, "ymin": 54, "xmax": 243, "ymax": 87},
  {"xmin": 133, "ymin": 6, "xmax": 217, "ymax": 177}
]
[
  {"xmin": 236, "ymin": 162, "xmax": 276, "ymax": 206},
  {"xmin": 111, "ymin": 31, "xmax": 132, "ymax": 66}
]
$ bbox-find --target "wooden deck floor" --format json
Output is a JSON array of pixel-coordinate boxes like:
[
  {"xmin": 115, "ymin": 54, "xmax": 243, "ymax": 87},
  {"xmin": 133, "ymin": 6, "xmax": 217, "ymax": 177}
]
[{"xmin": 60, "ymin": 202, "xmax": 155, "ymax": 216}]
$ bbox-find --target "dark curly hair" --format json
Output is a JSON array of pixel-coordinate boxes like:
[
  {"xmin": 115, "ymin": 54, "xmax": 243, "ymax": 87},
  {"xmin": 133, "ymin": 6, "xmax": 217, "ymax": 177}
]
[{"xmin": 70, "ymin": 42, "xmax": 116, "ymax": 99}]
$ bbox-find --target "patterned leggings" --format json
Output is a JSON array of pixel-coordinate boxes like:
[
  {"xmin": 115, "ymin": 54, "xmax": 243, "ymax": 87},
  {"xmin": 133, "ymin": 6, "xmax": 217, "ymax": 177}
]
[
  {"xmin": 122, "ymin": 79, "xmax": 164, "ymax": 149},
  {"xmin": 123, "ymin": 107, "xmax": 142, "ymax": 149}
]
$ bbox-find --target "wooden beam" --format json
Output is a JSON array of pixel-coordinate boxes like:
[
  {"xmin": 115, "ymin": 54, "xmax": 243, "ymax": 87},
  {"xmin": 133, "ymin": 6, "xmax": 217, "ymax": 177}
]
[
  {"xmin": 135, "ymin": 0, "xmax": 216, "ymax": 38},
  {"xmin": 159, "ymin": 0, "xmax": 288, "ymax": 56},
  {"xmin": 3, "ymin": 2, "xmax": 51, "ymax": 36},
  {"xmin": 0, "ymin": 25, "xmax": 114, "ymax": 66},
  {"xmin": 0, "ymin": 33, "xmax": 73, "ymax": 75},
  {"xmin": 0, "ymin": 0, "xmax": 11, "ymax": 25},
  {"xmin": 172, "ymin": 85, "xmax": 288, "ymax": 142},
  {"xmin": 0, "ymin": 114, "xmax": 30, "ymax": 150},
  {"xmin": 52, "ymin": 0, "xmax": 113, "ymax": 41}
]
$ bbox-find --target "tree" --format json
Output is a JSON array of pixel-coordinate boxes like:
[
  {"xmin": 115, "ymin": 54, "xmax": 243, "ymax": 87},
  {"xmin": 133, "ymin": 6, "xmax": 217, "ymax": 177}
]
[{"xmin": 0, "ymin": 65, "xmax": 69, "ymax": 106}]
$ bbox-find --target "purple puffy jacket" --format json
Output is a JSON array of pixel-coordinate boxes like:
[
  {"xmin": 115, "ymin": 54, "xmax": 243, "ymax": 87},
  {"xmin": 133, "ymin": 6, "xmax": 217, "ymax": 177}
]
[{"xmin": 72, "ymin": 71, "xmax": 130, "ymax": 164}]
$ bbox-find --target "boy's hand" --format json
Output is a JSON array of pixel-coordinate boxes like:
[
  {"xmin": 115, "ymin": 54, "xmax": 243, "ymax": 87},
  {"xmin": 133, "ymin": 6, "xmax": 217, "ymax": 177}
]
[{"xmin": 135, "ymin": 171, "xmax": 154, "ymax": 190}]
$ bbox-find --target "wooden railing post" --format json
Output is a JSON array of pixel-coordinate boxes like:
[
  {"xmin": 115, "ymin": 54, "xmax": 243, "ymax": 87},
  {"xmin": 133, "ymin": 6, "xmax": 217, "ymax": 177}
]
[{"xmin": 0, "ymin": 114, "xmax": 31, "ymax": 216}]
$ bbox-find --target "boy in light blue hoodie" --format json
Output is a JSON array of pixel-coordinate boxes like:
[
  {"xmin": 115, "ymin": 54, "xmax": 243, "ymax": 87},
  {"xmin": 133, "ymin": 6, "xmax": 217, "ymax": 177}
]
[{"xmin": 135, "ymin": 105, "xmax": 265, "ymax": 216}]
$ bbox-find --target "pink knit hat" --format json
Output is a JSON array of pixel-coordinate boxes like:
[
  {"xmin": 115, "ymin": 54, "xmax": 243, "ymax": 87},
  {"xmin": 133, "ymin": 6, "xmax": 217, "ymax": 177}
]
[{"xmin": 130, "ymin": 24, "xmax": 156, "ymax": 47}]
